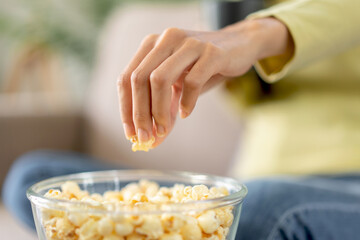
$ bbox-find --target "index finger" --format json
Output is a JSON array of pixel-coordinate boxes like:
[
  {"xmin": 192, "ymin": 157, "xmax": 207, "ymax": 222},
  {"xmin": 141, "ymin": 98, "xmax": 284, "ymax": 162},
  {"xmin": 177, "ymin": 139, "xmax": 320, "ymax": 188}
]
[{"xmin": 117, "ymin": 34, "xmax": 159, "ymax": 140}]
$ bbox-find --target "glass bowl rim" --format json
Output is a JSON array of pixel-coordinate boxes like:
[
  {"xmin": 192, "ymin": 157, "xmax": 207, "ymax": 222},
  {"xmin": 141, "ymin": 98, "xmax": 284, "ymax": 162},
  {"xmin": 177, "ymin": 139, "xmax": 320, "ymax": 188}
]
[{"xmin": 27, "ymin": 169, "xmax": 247, "ymax": 215}]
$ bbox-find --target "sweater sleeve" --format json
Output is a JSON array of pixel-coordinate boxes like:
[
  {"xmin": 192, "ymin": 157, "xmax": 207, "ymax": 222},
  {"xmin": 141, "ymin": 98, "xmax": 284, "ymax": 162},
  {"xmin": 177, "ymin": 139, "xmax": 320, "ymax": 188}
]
[{"xmin": 248, "ymin": 0, "xmax": 360, "ymax": 83}]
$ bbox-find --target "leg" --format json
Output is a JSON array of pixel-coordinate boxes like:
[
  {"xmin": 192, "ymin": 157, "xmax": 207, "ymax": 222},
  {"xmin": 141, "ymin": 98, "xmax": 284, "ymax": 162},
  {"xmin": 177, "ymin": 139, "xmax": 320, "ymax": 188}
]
[
  {"xmin": 236, "ymin": 175, "xmax": 360, "ymax": 240},
  {"xmin": 2, "ymin": 150, "xmax": 120, "ymax": 230}
]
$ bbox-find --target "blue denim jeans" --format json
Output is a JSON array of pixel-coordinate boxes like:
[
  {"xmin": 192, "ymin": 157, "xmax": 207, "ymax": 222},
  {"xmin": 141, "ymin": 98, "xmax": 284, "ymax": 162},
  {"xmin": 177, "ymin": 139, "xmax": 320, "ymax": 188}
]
[
  {"xmin": 2, "ymin": 150, "xmax": 119, "ymax": 229},
  {"xmin": 238, "ymin": 176, "xmax": 360, "ymax": 240},
  {"xmin": 3, "ymin": 150, "xmax": 360, "ymax": 239}
]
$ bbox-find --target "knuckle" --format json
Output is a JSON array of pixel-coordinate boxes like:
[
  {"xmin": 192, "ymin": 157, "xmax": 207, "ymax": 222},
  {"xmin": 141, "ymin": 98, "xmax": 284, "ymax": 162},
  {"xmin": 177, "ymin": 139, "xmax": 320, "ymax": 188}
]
[
  {"xmin": 131, "ymin": 70, "xmax": 145, "ymax": 86},
  {"xmin": 163, "ymin": 27, "xmax": 180, "ymax": 36},
  {"xmin": 117, "ymin": 72, "xmax": 131, "ymax": 89},
  {"xmin": 150, "ymin": 71, "xmax": 168, "ymax": 89},
  {"xmin": 183, "ymin": 38, "xmax": 201, "ymax": 49},
  {"xmin": 143, "ymin": 33, "xmax": 158, "ymax": 43},
  {"xmin": 162, "ymin": 27, "xmax": 184, "ymax": 41},
  {"xmin": 204, "ymin": 43, "xmax": 220, "ymax": 58},
  {"xmin": 141, "ymin": 34, "xmax": 158, "ymax": 47}
]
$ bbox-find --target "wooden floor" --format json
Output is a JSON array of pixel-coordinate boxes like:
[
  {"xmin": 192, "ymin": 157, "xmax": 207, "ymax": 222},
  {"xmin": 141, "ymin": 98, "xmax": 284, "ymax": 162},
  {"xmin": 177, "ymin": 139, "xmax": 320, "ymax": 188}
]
[{"xmin": 0, "ymin": 203, "xmax": 37, "ymax": 240}]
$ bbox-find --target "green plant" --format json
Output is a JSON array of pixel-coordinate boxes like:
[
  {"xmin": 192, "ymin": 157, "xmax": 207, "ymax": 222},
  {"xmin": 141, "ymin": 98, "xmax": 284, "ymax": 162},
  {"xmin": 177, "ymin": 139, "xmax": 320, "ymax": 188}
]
[{"xmin": 0, "ymin": 0, "xmax": 121, "ymax": 65}]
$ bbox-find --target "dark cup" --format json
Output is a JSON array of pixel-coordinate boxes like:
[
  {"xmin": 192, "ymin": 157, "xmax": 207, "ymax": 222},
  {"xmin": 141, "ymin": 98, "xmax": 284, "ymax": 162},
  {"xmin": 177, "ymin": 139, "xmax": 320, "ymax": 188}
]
[{"xmin": 202, "ymin": 0, "xmax": 264, "ymax": 30}]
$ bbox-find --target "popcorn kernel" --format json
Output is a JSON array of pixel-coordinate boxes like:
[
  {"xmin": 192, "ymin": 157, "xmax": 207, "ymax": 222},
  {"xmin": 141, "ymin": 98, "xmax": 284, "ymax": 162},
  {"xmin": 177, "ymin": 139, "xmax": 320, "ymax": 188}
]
[{"xmin": 42, "ymin": 180, "xmax": 234, "ymax": 240}]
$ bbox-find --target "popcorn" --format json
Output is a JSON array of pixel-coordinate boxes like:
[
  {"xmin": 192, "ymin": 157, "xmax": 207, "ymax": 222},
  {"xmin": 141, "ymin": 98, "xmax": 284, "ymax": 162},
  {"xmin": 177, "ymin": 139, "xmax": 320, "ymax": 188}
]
[
  {"xmin": 61, "ymin": 181, "xmax": 88, "ymax": 200},
  {"xmin": 42, "ymin": 180, "xmax": 234, "ymax": 240},
  {"xmin": 214, "ymin": 226, "xmax": 229, "ymax": 240},
  {"xmin": 214, "ymin": 208, "xmax": 234, "ymax": 228},
  {"xmin": 90, "ymin": 193, "xmax": 104, "ymax": 202},
  {"xmin": 45, "ymin": 189, "xmax": 63, "ymax": 199},
  {"xmin": 77, "ymin": 219, "xmax": 100, "ymax": 240},
  {"xmin": 135, "ymin": 216, "xmax": 163, "ymax": 239},
  {"xmin": 112, "ymin": 214, "xmax": 126, "ymax": 223},
  {"xmin": 122, "ymin": 183, "xmax": 141, "ymax": 202},
  {"xmin": 209, "ymin": 187, "xmax": 228, "ymax": 198},
  {"xmin": 191, "ymin": 185, "xmax": 210, "ymax": 200},
  {"xmin": 130, "ymin": 193, "xmax": 148, "ymax": 204},
  {"xmin": 126, "ymin": 233, "xmax": 146, "ymax": 240},
  {"xmin": 67, "ymin": 212, "xmax": 88, "ymax": 227},
  {"xmin": 104, "ymin": 191, "xmax": 123, "ymax": 202},
  {"xmin": 103, "ymin": 235, "xmax": 125, "ymax": 240},
  {"xmin": 160, "ymin": 233, "xmax": 183, "ymax": 240},
  {"xmin": 197, "ymin": 210, "xmax": 220, "ymax": 234},
  {"xmin": 161, "ymin": 214, "xmax": 186, "ymax": 232},
  {"xmin": 115, "ymin": 222, "xmax": 134, "ymax": 236},
  {"xmin": 144, "ymin": 183, "xmax": 159, "ymax": 198},
  {"xmin": 183, "ymin": 186, "xmax": 192, "ymax": 197},
  {"xmin": 81, "ymin": 197, "xmax": 103, "ymax": 208},
  {"xmin": 127, "ymin": 215, "xmax": 143, "ymax": 226},
  {"xmin": 150, "ymin": 194, "xmax": 170, "ymax": 203},
  {"xmin": 55, "ymin": 217, "xmax": 76, "ymax": 239},
  {"xmin": 44, "ymin": 218, "xmax": 59, "ymax": 239},
  {"xmin": 98, "ymin": 217, "xmax": 114, "ymax": 236},
  {"xmin": 203, "ymin": 235, "xmax": 219, "ymax": 240},
  {"xmin": 42, "ymin": 208, "xmax": 65, "ymax": 222},
  {"xmin": 171, "ymin": 184, "xmax": 185, "ymax": 202},
  {"xmin": 130, "ymin": 136, "xmax": 155, "ymax": 152},
  {"xmin": 180, "ymin": 218, "xmax": 202, "ymax": 240}
]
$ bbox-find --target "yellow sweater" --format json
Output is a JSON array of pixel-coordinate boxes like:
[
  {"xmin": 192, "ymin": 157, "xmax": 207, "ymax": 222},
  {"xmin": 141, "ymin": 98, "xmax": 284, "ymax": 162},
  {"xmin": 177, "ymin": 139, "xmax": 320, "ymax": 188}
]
[{"xmin": 229, "ymin": 0, "xmax": 360, "ymax": 179}]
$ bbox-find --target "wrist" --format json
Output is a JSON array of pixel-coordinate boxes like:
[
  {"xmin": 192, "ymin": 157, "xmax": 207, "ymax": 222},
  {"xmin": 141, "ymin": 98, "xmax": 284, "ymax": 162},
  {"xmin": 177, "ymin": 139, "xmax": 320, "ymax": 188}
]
[
  {"xmin": 225, "ymin": 17, "xmax": 290, "ymax": 61},
  {"xmin": 248, "ymin": 17, "xmax": 291, "ymax": 60}
]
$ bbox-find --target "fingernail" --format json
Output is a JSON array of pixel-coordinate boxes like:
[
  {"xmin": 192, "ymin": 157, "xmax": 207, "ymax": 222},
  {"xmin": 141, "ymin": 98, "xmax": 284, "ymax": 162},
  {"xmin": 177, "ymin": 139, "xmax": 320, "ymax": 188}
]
[
  {"xmin": 123, "ymin": 123, "xmax": 134, "ymax": 140},
  {"xmin": 137, "ymin": 128, "xmax": 149, "ymax": 143},
  {"xmin": 179, "ymin": 109, "xmax": 188, "ymax": 119},
  {"xmin": 156, "ymin": 125, "xmax": 166, "ymax": 137}
]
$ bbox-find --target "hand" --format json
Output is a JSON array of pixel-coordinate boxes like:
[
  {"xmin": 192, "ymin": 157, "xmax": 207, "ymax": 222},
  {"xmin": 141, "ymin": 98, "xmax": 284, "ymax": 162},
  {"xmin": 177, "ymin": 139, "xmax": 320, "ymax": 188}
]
[{"xmin": 117, "ymin": 18, "xmax": 289, "ymax": 148}]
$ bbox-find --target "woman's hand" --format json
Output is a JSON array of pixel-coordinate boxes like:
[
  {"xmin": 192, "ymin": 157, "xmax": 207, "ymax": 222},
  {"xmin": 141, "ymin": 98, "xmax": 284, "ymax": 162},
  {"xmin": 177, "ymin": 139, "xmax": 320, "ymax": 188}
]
[{"xmin": 117, "ymin": 18, "xmax": 289, "ymax": 148}]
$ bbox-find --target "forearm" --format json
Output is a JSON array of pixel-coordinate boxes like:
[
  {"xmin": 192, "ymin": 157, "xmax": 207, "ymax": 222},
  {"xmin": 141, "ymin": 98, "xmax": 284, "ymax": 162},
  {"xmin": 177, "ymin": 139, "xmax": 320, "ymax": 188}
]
[
  {"xmin": 117, "ymin": 11, "xmax": 292, "ymax": 149},
  {"xmin": 222, "ymin": 17, "xmax": 292, "ymax": 65},
  {"xmin": 251, "ymin": 18, "xmax": 291, "ymax": 61}
]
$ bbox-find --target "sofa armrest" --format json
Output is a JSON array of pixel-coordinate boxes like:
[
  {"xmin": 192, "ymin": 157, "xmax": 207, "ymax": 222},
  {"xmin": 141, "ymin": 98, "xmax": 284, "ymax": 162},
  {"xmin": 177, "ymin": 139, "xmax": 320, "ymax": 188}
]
[{"xmin": 0, "ymin": 109, "xmax": 82, "ymax": 192}]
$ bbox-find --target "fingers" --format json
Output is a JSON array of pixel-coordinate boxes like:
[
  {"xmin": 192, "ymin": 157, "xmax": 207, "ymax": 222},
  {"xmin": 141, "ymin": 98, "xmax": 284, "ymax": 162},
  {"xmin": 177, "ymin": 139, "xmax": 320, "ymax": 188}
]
[
  {"xmin": 151, "ymin": 84, "xmax": 182, "ymax": 148},
  {"xmin": 201, "ymin": 74, "xmax": 228, "ymax": 94},
  {"xmin": 131, "ymin": 28, "xmax": 184, "ymax": 142},
  {"xmin": 180, "ymin": 44, "xmax": 223, "ymax": 118},
  {"xmin": 117, "ymin": 34, "xmax": 158, "ymax": 140},
  {"xmin": 150, "ymin": 38, "xmax": 201, "ymax": 137},
  {"xmin": 120, "ymin": 27, "xmax": 228, "ymax": 149}
]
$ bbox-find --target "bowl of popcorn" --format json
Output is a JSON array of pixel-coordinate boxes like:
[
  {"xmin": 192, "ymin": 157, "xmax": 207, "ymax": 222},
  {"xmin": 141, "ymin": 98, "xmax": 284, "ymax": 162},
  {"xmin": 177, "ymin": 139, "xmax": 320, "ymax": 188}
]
[{"xmin": 27, "ymin": 170, "xmax": 247, "ymax": 240}]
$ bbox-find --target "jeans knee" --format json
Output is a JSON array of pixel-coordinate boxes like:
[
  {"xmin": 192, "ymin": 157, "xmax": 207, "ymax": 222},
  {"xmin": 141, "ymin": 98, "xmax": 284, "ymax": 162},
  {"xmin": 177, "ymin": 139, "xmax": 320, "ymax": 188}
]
[
  {"xmin": 267, "ymin": 205, "xmax": 316, "ymax": 240},
  {"xmin": 236, "ymin": 178, "xmax": 304, "ymax": 240},
  {"xmin": 1, "ymin": 151, "xmax": 55, "ymax": 229},
  {"xmin": 7, "ymin": 150, "xmax": 60, "ymax": 175},
  {"xmin": 241, "ymin": 178, "xmax": 291, "ymax": 210},
  {"xmin": 3, "ymin": 150, "xmax": 59, "ymax": 190}
]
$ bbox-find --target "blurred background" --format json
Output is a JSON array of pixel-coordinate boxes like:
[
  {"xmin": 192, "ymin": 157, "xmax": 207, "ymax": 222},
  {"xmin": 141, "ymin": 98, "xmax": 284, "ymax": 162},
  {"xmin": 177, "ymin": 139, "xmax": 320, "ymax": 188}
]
[
  {"xmin": 0, "ymin": 0, "xmax": 250, "ymax": 238},
  {"xmin": 2, "ymin": 0, "xmax": 359, "ymax": 238}
]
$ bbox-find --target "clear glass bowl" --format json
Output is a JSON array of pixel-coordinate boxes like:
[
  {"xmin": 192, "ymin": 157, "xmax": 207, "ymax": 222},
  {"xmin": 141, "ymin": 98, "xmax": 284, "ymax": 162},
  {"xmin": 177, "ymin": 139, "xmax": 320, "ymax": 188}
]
[{"xmin": 27, "ymin": 170, "xmax": 247, "ymax": 240}]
